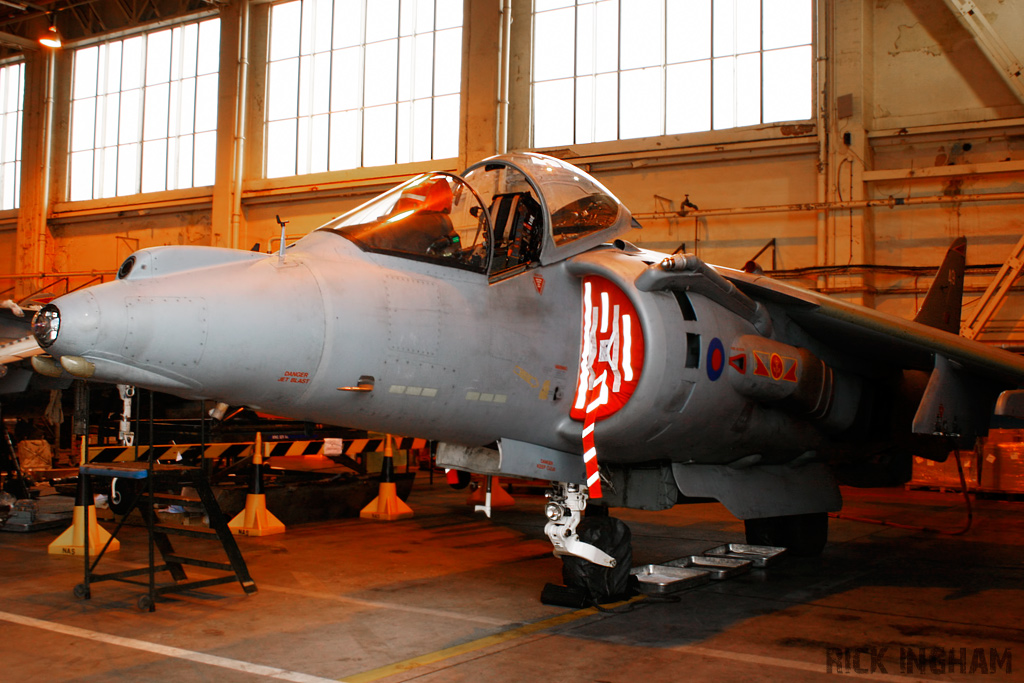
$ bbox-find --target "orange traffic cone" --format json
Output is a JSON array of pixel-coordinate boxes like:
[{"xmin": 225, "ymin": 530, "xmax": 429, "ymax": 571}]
[
  {"xmin": 360, "ymin": 435, "xmax": 414, "ymax": 521},
  {"xmin": 228, "ymin": 433, "xmax": 285, "ymax": 536},
  {"xmin": 49, "ymin": 439, "xmax": 120, "ymax": 556}
]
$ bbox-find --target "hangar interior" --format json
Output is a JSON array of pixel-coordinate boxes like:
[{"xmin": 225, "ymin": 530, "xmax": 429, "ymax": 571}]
[{"xmin": 2, "ymin": 1, "xmax": 1024, "ymax": 681}]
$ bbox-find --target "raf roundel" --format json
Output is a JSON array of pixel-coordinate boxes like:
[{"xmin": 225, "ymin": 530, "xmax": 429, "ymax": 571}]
[{"xmin": 707, "ymin": 337, "xmax": 725, "ymax": 381}]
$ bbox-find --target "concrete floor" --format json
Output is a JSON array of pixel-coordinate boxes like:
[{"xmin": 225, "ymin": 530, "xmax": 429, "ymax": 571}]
[{"xmin": 1, "ymin": 480, "xmax": 1023, "ymax": 682}]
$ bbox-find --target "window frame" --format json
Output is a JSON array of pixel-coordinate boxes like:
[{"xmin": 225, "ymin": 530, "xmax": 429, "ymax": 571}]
[
  {"xmin": 0, "ymin": 59, "xmax": 24, "ymax": 212},
  {"xmin": 511, "ymin": 0, "xmax": 818, "ymax": 154},
  {"xmin": 259, "ymin": 0, "xmax": 465, "ymax": 181},
  {"xmin": 64, "ymin": 14, "xmax": 223, "ymax": 204}
]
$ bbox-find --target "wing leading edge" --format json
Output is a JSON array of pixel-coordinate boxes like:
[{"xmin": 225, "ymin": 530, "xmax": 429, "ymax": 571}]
[
  {"xmin": 721, "ymin": 266, "xmax": 1024, "ymax": 386},
  {"xmin": 719, "ymin": 243, "xmax": 1024, "ymax": 445}
]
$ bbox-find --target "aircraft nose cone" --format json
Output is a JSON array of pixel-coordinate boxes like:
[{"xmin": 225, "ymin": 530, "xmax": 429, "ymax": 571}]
[{"xmin": 35, "ymin": 290, "xmax": 102, "ymax": 356}]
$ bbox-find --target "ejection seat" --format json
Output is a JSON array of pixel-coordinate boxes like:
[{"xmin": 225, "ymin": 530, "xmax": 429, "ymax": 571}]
[{"xmin": 488, "ymin": 191, "xmax": 542, "ymax": 275}]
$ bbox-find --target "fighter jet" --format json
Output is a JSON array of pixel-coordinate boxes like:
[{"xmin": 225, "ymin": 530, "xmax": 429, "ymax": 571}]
[{"xmin": 29, "ymin": 152, "xmax": 1024, "ymax": 600}]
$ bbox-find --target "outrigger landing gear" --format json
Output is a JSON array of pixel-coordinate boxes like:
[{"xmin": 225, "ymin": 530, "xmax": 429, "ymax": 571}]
[{"xmin": 544, "ymin": 483, "xmax": 633, "ymax": 603}]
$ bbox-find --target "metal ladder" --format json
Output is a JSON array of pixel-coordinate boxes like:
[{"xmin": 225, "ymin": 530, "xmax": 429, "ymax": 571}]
[
  {"xmin": 960, "ymin": 234, "xmax": 1024, "ymax": 340},
  {"xmin": 76, "ymin": 461, "xmax": 257, "ymax": 611}
]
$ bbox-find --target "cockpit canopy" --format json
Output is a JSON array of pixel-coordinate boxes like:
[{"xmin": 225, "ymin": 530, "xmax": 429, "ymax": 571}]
[
  {"xmin": 318, "ymin": 152, "xmax": 635, "ymax": 278},
  {"xmin": 323, "ymin": 173, "xmax": 486, "ymax": 272}
]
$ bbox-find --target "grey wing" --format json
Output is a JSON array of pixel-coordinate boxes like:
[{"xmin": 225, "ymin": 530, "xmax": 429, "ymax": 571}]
[{"xmin": 725, "ymin": 268, "xmax": 1024, "ymax": 443}]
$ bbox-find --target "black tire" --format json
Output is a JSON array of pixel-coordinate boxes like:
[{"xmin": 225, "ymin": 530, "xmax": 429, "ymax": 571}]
[
  {"xmin": 73, "ymin": 583, "xmax": 90, "ymax": 600},
  {"xmin": 561, "ymin": 516, "xmax": 633, "ymax": 604},
  {"xmin": 137, "ymin": 594, "xmax": 154, "ymax": 611},
  {"xmin": 744, "ymin": 511, "xmax": 828, "ymax": 557}
]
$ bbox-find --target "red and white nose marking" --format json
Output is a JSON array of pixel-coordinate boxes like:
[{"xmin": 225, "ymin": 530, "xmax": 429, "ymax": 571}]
[{"xmin": 572, "ymin": 276, "xmax": 645, "ymax": 497}]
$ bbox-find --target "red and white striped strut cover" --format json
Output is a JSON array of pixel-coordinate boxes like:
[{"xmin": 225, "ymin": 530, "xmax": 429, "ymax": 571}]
[{"xmin": 571, "ymin": 276, "xmax": 645, "ymax": 498}]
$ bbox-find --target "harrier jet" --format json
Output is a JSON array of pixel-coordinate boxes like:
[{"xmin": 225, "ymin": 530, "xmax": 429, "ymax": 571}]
[{"xmin": 30, "ymin": 152, "xmax": 1024, "ymax": 600}]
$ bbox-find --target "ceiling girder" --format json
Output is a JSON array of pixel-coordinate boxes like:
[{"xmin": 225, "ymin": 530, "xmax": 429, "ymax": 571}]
[
  {"xmin": 943, "ymin": 0, "xmax": 1024, "ymax": 105},
  {"xmin": 0, "ymin": 0, "xmax": 213, "ymax": 57},
  {"xmin": 0, "ymin": 28, "xmax": 36, "ymax": 48}
]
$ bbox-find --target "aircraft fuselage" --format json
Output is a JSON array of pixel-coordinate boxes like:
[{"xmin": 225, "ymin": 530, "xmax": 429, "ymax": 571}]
[{"xmin": 38, "ymin": 228, "xmax": 852, "ymax": 469}]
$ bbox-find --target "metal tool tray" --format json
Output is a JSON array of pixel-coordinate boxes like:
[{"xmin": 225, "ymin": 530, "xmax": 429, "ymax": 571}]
[
  {"xmin": 703, "ymin": 543, "xmax": 786, "ymax": 568},
  {"xmin": 630, "ymin": 564, "xmax": 710, "ymax": 595},
  {"xmin": 665, "ymin": 555, "xmax": 752, "ymax": 580}
]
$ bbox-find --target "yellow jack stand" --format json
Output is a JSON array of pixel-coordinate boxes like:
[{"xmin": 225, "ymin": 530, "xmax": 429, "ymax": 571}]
[
  {"xmin": 228, "ymin": 433, "xmax": 285, "ymax": 537},
  {"xmin": 467, "ymin": 476, "xmax": 515, "ymax": 518},
  {"xmin": 360, "ymin": 435, "xmax": 414, "ymax": 521},
  {"xmin": 49, "ymin": 439, "xmax": 120, "ymax": 557}
]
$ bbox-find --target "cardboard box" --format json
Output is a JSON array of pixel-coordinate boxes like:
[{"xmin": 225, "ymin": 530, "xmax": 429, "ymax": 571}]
[
  {"xmin": 979, "ymin": 440, "xmax": 1024, "ymax": 494},
  {"xmin": 910, "ymin": 452, "xmax": 977, "ymax": 490}
]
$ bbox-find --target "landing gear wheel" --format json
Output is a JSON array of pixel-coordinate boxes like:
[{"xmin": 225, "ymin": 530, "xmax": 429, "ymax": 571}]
[
  {"xmin": 73, "ymin": 583, "xmax": 90, "ymax": 600},
  {"xmin": 137, "ymin": 594, "xmax": 154, "ymax": 611},
  {"xmin": 744, "ymin": 511, "xmax": 828, "ymax": 557},
  {"xmin": 561, "ymin": 516, "xmax": 633, "ymax": 604}
]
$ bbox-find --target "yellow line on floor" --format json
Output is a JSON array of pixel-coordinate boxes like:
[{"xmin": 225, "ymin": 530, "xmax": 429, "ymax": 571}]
[
  {"xmin": 342, "ymin": 601, "xmax": 937, "ymax": 683},
  {"xmin": 342, "ymin": 597, "xmax": 644, "ymax": 683}
]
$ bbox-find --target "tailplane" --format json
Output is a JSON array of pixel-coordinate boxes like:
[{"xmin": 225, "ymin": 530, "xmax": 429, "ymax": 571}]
[{"xmin": 913, "ymin": 236, "xmax": 966, "ymax": 335}]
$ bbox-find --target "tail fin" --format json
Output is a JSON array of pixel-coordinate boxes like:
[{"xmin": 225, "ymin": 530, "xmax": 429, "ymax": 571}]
[{"xmin": 913, "ymin": 236, "xmax": 966, "ymax": 334}]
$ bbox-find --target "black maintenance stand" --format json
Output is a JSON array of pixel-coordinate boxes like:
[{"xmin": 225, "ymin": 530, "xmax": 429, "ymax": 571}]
[{"xmin": 75, "ymin": 460, "xmax": 257, "ymax": 610}]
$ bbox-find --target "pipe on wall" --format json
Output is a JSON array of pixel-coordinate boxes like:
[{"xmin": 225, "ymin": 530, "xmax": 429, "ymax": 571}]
[
  {"xmin": 632, "ymin": 190, "xmax": 1024, "ymax": 221},
  {"xmin": 496, "ymin": 0, "xmax": 512, "ymax": 154},
  {"xmin": 230, "ymin": 0, "xmax": 251, "ymax": 250},
  {"xmin": 815, "ymin": 0, "xmax": 830, "ymax": 287},
  {"xmin": 35, "ymin": 50, "xmax": 56, "ymax": 275}
]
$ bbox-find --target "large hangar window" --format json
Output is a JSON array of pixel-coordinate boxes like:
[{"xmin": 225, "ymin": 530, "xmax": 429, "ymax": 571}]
[
  {"xmin": 264, "ymin": 0, "xmax": 463, "ymax": 179},
  {"xmin": 68, "ymin": 18, "xmax": 221, "ymax": 201},
  {"xmin": 531, "ymin": 0, "xmax": 813, "ymax": 147},
  {"xmin": 0, "ymin": 61, "xmax": 23, "ymax": 211}
]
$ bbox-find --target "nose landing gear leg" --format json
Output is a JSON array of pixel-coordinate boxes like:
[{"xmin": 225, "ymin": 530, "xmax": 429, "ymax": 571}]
[{"xmin": 543, "ymin": 483, "xmax": 633, "ymax": 604}]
